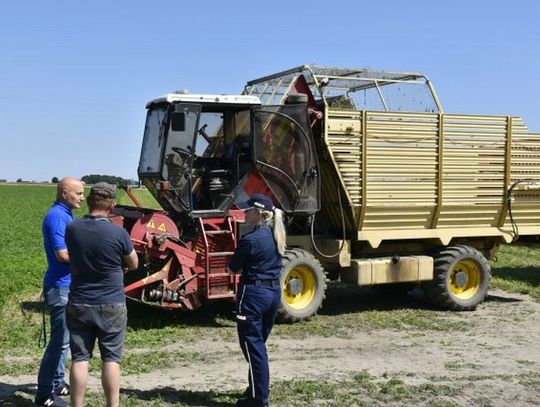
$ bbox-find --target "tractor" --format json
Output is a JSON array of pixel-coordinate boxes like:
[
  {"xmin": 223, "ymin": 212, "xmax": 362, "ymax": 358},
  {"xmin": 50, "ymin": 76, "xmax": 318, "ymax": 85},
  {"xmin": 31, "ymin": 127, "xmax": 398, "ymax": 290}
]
[{"xmin": 112, "ymin": 65, "xmax": 540, "ymax": 322}]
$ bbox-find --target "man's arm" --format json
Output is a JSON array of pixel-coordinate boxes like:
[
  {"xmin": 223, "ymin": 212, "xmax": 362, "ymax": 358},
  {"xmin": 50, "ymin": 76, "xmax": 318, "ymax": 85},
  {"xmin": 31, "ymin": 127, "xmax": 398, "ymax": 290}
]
[
  {"xmin": 54, "ymin": 249, "xmax": 69, "ymax": 263},
  {"xmin": 123, "ymin": 249, "xmax": 138, "ymax": 271}
]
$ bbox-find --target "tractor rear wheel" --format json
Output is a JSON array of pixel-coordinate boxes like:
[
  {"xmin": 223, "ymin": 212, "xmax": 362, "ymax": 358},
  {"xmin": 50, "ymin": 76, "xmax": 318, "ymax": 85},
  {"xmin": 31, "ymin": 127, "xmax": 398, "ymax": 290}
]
[
  {"xmin": 277, "ymin": 249, "xmax": 326, "ymax": 323},
  {"xmin": 424, "ymin": 245, "xmax": 490, "ymax": 311}
]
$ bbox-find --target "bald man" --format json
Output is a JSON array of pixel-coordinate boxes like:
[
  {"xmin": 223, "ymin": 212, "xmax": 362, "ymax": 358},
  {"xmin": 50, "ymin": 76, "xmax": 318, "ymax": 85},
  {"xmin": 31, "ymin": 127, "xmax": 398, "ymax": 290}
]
[{"xmin": 35, "ymin": 177, "xmax": 85, "ymax": 407}]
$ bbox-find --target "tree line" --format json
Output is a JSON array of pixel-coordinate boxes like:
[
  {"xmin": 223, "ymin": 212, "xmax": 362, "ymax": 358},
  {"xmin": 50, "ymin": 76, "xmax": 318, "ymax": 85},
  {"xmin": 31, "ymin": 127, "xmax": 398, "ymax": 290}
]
[{"xmin": 49, "ymin": 175, "xmax": 138, "ymax": 186}]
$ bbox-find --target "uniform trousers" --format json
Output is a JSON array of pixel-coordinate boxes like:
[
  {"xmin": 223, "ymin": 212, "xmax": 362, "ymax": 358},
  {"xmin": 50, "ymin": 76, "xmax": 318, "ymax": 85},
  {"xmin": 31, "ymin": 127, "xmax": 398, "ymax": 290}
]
[{"xmin": 236, "ymin": 281, "xmax": 281, "ymax": 406}]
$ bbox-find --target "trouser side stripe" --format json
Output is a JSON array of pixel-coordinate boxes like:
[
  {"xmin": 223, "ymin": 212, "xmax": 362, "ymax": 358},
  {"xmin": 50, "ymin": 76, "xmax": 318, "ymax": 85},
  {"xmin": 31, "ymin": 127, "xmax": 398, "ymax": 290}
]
[{"xmin": 243, "ymin": 341, "xmax": 255, "ymax": 398}]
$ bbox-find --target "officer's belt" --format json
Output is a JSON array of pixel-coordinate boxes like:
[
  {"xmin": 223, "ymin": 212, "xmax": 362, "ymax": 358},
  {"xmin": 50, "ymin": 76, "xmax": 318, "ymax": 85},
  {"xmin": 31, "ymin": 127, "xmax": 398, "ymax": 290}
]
[{"xmin": 240, "ymin": 278, "xmax": 280, "ymax": 287}]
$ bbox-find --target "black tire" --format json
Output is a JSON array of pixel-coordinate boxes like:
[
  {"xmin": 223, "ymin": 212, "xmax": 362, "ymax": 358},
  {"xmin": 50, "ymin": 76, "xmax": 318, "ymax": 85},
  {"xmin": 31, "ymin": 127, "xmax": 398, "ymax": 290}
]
[
  {"xmin": 424, "ymin": 245, "xmax": 490, "ymax": 311},
  {"xmin": 277, "ymin": 248, "xmax": 327, "ymax": 323}
]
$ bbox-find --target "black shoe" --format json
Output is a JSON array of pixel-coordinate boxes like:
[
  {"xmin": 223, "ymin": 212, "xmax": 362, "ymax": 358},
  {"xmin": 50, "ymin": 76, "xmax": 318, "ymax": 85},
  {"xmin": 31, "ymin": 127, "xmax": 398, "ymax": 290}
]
[
  {"xmin": 34, "ymin": 393, "xmax": 68, "ymax": 406},
  {"xmin": 53, "ymin": 382, "xmax": 70, "ymax": 396},
  {"xmin": 236, "ymin": 397, "xmax": 268, "ymax": 407}
]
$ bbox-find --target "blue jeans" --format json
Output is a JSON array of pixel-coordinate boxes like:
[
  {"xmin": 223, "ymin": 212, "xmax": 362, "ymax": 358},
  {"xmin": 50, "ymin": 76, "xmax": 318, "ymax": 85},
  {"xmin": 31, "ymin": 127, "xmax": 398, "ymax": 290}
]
[{"xmin": 37, "ymin": 286, "xmax": 70, "ymax": 397}]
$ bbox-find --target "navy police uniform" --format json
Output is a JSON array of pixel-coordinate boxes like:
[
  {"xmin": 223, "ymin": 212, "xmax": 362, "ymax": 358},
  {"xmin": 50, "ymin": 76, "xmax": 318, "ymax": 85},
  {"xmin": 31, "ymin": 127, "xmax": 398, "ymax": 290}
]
[{"xmin": 229, "ymin": 200, "xmax": 282, "ymax": 407}]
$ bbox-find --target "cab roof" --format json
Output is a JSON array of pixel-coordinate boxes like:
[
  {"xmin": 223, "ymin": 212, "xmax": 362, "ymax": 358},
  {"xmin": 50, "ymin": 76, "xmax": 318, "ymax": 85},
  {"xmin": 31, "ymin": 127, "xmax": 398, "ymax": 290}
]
[{"xmin": 146, "ymin": 93, "xmax": 261, "ymax": 108}]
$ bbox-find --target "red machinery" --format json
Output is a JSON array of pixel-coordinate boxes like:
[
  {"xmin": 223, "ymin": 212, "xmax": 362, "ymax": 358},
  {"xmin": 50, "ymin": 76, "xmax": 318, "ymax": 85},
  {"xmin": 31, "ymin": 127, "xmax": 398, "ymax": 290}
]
[{"xmin": 112, "ymin": 206, "xmax": 245, "ymax": 309}]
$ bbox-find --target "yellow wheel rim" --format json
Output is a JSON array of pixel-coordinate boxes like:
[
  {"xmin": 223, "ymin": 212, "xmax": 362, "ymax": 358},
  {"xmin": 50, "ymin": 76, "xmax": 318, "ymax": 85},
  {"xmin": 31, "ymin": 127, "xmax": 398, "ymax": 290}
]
[
  {"xmin": 283, "ymin": 265, "xmax": 316, "ymax": 310},
  {"xmin": 448, "ymin": 259, "xmax": 481, "ymax": 300}
]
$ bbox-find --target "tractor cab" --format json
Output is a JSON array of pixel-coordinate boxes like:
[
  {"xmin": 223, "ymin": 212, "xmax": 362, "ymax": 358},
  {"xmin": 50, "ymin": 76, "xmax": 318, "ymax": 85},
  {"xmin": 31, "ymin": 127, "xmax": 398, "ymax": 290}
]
[{"xmin": 138, "ymin": 93, "xmax": 320, "ymax": 219}]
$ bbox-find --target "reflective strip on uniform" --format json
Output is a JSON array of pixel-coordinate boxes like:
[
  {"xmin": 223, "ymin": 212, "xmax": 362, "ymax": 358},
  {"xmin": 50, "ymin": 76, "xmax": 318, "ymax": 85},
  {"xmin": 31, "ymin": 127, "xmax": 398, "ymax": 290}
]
[
  {"xmin": 239, "ymin": 285, "xmax": 247, "ymax": 312},
  {"xmin": 243, "ymin": 341, "xmax": 255, "ymax": 398}
]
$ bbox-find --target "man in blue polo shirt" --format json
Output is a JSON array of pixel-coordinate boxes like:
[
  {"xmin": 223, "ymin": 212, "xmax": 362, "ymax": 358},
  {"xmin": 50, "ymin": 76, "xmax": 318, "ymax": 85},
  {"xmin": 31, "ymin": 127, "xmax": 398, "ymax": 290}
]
[{"xmin": 36, "ymin": 177, "xmax": 85, "ymax": 407}]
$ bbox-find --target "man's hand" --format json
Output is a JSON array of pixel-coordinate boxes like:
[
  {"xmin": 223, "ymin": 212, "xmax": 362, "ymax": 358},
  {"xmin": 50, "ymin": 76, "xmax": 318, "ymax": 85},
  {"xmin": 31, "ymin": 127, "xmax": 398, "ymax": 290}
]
[
  {"xmin": 227, "ymin": 267, "xmax": 241, "ymax": 275},
  {"xmin": 55, "ymin": 249, "xmax": 69, "ymax": 263},
  {"xmin": 123, "ymin": 250, "xmax": 138, "ymax": 271}
]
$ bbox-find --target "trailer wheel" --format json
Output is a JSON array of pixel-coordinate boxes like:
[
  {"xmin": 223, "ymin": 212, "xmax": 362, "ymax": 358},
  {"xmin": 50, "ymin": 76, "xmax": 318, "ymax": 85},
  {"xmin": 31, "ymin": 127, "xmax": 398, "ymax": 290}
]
[
  {"xmin": 425, "ymin": 245, "xmax": 490, "ymax": 311},
  {"xmin": 278, "ymin": 249, "xmax": 326, "ymax": 323}
]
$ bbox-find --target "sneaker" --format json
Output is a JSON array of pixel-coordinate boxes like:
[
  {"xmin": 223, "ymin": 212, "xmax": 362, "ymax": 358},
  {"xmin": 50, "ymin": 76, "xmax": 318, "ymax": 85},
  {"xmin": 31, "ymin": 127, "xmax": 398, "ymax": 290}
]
[
  {"xmin": 54, "ymin": 382, "xmax": 70, "ymax": 396},
  {"xmin": 34, "ymin": 394, "xmax": 68, "ymax": 407}
]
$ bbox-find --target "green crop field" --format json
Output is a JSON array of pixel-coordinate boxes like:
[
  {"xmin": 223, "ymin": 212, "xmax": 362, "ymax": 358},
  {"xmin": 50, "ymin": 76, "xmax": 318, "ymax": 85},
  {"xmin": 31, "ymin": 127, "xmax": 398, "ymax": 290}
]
[
  {"xmin": 0, "ymin": 184, "xmax": 160, "ymax": 312},
  {"xmin": 0, "ymin": 183, "xmax": 539, "ymax": 406}
]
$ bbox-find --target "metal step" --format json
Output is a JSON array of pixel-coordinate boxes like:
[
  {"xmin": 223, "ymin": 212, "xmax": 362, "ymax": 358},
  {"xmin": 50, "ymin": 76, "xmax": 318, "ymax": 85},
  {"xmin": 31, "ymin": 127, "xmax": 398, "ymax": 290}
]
[
  {"xmin": 202, "ymin": 272, "xmax": 233, "ymax": 279},
  {"xmin": 207, "ymin": 292, "xmax": 235, "ymax": 299},
  {"xmin": 208, "ymin": 251, "xmax": 235, "ymax": 257},
  {"xmin": 204, "ymin": 230, "xmax": 233, "ymax": 235}
]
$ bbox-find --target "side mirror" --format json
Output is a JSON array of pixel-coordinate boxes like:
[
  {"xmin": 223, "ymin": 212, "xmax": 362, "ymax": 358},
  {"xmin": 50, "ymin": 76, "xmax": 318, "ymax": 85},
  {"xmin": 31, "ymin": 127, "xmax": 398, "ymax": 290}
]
[{"xmin": 171, "ymin": 112, "xmax": 186, "ymax": 132}]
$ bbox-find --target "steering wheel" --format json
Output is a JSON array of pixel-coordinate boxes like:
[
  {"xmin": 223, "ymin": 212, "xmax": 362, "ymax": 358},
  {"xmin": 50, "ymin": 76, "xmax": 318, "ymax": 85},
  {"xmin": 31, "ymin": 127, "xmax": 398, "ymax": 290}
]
[{"xmin": 171, "ymin": 146, "xmax": 191, "ymax": 156}]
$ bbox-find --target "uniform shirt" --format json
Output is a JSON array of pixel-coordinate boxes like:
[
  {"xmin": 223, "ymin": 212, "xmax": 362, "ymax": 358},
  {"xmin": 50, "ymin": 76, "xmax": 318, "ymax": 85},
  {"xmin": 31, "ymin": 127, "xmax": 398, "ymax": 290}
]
[
  {"xmin": 43, "ymin": 201, "xmax": 74, "ymax": 288},
  {"xmin": 66, "ymin": 215, "xmax": 134, "ymax": 304},
  {"xmin": 229, "ymin": 225, "xmax": 282, "ymax": 281}
]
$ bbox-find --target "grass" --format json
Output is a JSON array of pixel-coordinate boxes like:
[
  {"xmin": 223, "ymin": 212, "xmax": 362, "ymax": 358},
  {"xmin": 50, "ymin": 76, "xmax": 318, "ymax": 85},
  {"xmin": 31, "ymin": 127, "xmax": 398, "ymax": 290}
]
[
  {"xmin": 4, "ymin": 370, "xmax": 539, "ymax": 406},
  {"xmin": 116, "ymin": 187, "xmax": 162, "ymax": 209},
  {"xmin": 490, "ymin": 245, "xmax": 540, "ymax": 302},
  {"xmin": 0, "ymin": 184, "xmax": 158, "ymax": 313},
  {"xmin": 0, "ymin": 185, "xmax": 60, "ymax": 311}
]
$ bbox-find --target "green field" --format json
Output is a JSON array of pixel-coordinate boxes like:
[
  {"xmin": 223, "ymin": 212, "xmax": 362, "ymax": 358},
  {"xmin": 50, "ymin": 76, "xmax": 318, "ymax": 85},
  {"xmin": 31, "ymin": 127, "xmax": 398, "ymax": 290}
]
[
  {"xmin": 0, "ymin": 184, "xmax": 160, "ymax": 311},
  {"xmin": 0, "ymin": 184, "xmax": 539, "ymax": 406}
]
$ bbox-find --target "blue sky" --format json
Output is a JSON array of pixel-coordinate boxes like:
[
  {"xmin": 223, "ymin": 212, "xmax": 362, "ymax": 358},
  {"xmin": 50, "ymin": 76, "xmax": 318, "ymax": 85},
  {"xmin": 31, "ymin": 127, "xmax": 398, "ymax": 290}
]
[{"xmin": 0, "ymin": 0, "xmax": 538, "ymax": 182}]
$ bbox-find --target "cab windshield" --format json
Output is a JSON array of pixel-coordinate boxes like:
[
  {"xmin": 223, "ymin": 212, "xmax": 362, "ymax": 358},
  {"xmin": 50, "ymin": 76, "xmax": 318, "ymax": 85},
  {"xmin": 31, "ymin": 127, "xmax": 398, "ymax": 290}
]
[{"xmin": 139, "ymin": 103, "xmax": 253, "ymax": 213}]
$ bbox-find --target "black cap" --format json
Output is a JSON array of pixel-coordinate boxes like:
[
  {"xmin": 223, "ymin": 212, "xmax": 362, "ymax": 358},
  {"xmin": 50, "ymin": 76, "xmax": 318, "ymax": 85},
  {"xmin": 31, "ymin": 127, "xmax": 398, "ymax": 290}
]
[
  {"xmin": 90, "ymin": 182, "xmax": 116, "ymax": 199},
  {"xmin": 237, "ymin": 193, "xmax": 274, "ymax": 211}
]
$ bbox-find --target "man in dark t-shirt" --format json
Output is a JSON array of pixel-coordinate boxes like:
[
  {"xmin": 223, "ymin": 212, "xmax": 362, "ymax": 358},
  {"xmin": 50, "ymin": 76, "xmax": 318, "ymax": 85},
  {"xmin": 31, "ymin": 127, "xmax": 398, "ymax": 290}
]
[{"xmin": 65, "ymin": 182, "xmax": 138, "ymax": 407}]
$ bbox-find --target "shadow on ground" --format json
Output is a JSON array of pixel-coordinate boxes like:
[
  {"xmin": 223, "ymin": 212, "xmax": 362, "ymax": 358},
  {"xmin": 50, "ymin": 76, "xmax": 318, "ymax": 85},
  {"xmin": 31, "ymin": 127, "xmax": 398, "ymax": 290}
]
[
  {"xmin": 18, "ymin": 266, "xmax": 535, "ymax": 331},
  {"xmin": 121, "ymin": 279, "xmax": 532, "ymax": 328},
  {"xmin": 492, "ymin": 266, "xmax": 540, "ymax": 287},
  {"xmin": 318, "ymin": 282, "xmax": 435, "ymax": 316},
  {"xmin": 126, "ymin": 300, "xmax": 236, "ymax": 332},
  {"xmin": 19, "ymin": 301, "xmax": 42, "ymax": 314},
  {"xmin": 122, "ymin": 386, "xmax": 239, "ymax": 406},
  {"xmin": 485, "ymin": 293, "xmax": 523, "ymax": 303},
  {"xmin": 0, "ymin": 383, "xmax": 35, "ymax": 407}
]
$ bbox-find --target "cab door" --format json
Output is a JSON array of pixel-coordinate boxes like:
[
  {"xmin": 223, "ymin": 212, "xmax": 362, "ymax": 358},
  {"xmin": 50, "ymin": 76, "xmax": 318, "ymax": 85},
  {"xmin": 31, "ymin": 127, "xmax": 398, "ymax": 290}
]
[{"xmin": 252, "ymin": 103, "xmax": 320, "ymax": 214}]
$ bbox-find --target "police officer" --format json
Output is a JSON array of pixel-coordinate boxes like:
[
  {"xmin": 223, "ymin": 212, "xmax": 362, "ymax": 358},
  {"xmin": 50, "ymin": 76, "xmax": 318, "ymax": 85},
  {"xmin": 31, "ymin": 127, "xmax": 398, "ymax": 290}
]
[{"xmin": 228, "ymin": 194, "xmax": 286, "ymax": 407}]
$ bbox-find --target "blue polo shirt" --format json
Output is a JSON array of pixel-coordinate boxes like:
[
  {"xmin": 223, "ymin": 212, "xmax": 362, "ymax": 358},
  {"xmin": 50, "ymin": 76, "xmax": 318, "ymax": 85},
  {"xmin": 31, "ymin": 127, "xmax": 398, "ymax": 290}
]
[
  {"xmin": 66, "ymin": 215, "xmax": 134, "ymax": 304},
  {"xmin": 43, "ymin": 201, "xmax": 74, "ymax": 288},
  {"xmin": 229, "ymin": 225, "xmax": 282, "ymax": 281}
]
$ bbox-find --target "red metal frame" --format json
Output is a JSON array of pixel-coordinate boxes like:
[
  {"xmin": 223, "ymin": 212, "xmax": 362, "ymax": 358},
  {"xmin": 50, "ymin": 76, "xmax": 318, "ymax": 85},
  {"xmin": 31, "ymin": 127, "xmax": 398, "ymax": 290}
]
[{"xmin": 120, "ymin": 209, "xmax": 243, "ymax": 310}]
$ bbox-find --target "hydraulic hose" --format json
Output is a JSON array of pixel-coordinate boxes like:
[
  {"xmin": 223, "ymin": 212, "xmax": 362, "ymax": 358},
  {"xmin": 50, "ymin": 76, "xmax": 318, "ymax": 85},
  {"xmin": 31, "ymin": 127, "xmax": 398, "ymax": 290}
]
[
  {"xmin": 507, "ymin": 179, "xmax": 536, "ymax": 242},
  {"xmin": 310, "ymin": 183, "xmax": 347, "ymax": 258}
]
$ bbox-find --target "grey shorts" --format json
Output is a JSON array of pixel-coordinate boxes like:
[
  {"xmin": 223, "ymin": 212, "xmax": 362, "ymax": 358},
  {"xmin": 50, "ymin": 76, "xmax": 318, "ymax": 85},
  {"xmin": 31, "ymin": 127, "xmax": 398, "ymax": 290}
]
[{"xmin": 66, "ymin": 303, "xmax": 127, "ymax": 363}]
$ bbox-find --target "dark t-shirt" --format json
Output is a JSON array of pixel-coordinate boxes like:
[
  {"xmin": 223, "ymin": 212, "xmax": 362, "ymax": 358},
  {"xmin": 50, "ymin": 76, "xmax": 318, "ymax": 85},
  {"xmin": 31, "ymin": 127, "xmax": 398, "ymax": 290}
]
[
  {"xmin": 66, "ymin": 215, "xmax": 134, "ymax": 304},
  {"xmin": 229, "ymin": 225, "xmax": 282, "ymax": 281}
]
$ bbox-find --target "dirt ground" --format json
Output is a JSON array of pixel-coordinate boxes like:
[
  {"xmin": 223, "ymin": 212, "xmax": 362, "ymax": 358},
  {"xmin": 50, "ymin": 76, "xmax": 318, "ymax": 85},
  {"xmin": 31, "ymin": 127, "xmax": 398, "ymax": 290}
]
[{"xmin": 1, "ymin": 288, "xmax": 539, "ymax": 406}]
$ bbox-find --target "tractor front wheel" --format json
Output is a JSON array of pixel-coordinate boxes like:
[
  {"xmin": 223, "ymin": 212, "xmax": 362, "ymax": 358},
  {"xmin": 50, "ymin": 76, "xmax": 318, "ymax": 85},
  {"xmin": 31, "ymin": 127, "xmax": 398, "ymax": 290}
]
[
  {"xmin": 424, "ymin": 245, "xmax": 490, "ymax": 311},
  {"xmin": 278, "ymin": 249, "xmax": 326, "ymax": 323}
]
